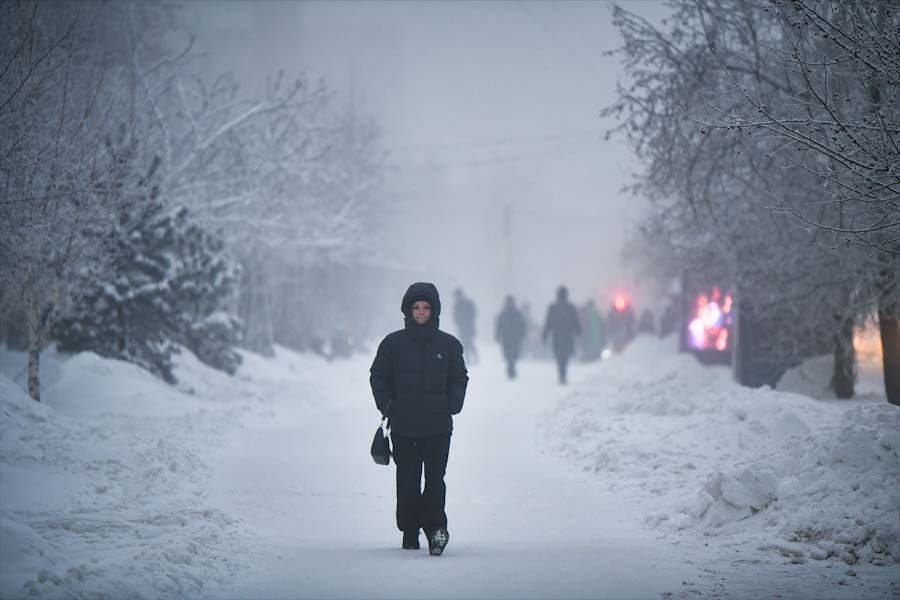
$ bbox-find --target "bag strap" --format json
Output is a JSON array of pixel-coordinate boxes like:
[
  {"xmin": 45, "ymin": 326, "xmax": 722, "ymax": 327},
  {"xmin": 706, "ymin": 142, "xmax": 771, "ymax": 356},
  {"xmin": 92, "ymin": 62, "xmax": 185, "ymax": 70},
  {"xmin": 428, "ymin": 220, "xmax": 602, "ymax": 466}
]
[{"xmin": 381, "ymin": 397, "xmax": 394, "ymax": 433}]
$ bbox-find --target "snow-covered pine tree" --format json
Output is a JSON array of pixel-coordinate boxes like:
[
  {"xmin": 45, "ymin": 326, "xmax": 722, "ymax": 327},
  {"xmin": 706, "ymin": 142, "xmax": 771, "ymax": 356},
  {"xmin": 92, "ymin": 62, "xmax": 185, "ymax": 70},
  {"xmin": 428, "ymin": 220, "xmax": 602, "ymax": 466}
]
[
  {"xmin": 54, "ymin": 189, "xmax": 241, "ymax": 383},
  {"xmin": 171, "ymin": 216, "xmax": 243, "ymax": 375},
  {"xmin": 54, "ymin": 194, "xmax": 178, "ymax": 382}
]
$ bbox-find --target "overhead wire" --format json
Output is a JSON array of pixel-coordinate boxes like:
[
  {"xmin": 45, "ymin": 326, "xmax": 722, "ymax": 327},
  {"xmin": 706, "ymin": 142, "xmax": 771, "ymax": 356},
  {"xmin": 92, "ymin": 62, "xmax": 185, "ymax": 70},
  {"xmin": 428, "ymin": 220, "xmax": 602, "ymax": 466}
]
[
  {"xmin": 386, "ymin": 144, "xmax": 604, "ymax": 173},
  {"xmin": 384, "ymin": 6, "xmax": 613, "ymax": 174},
  {"xmin": 387, "ymin": 130, "xmax": 600, "ymax": 153},
  {"xmin": 520, "ymin": 3, "xmax": 609, "ymax": 82}
]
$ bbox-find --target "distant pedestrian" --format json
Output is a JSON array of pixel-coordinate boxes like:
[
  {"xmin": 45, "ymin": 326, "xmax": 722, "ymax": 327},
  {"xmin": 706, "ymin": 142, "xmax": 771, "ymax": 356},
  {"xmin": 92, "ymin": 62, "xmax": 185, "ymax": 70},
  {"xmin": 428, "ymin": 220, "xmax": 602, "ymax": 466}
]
[
  {"xmin": 453, "ymin": 288, "xmax": 478, "ymax": 364},
  {"xmin": 638, "ymin": 309, "xmax": 656, "ymax": 335},
  {"xmin": 370, "ymin": 282, "xmax": 469, "ymax": 556},
  {"xmin": 579, "ymin": 299, "xmax": 607, "ymax": 362},
  {"xmin": 495, "ymin": 295, "xmax": 527, "ymax": 379},
  {"xmin": 608, "ymin": 296, "xmax": 636, "ymax": 352},
  {"xmin": 659, "ymin": 303, "xmax": 678, "ymax": 338},
  {"xmin": 542, "ymin": 286, "xmax": 581, "ymax": 384}
]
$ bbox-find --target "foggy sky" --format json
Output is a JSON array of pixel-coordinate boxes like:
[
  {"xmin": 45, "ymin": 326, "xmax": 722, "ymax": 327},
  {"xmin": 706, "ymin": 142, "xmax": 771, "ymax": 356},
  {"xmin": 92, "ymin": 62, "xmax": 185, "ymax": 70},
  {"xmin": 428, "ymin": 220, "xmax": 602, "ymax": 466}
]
[{"xmin": 185, "ymin": 1, "xmax": 671, "ymax": 329}]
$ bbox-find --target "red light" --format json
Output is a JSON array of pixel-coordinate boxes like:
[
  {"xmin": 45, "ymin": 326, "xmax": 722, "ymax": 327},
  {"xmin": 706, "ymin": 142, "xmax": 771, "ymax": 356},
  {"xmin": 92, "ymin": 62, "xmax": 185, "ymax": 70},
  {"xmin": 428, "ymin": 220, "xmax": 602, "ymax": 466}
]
[{"xmin": 614, "ymin": 295, "xmax": 628, "ymax": 311}]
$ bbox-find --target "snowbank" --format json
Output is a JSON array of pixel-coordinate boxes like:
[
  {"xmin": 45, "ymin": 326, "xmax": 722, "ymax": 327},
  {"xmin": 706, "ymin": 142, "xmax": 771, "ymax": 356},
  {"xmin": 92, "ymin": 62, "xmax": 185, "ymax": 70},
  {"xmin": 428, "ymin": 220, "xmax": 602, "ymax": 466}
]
[
  {"xmin": 543, "ymin": 335, "xmax": 899, "ymax": 566},
  {"xmin": 0, "ymin": 341, "xmax": 347, "ymax": 598},
  {"xmin": 696, "ymin": 404, "xmax": 900, "ymax": 565},
  {"xmin": 0, "ymin": 348, "xmax": 251, "ymax": 599}
]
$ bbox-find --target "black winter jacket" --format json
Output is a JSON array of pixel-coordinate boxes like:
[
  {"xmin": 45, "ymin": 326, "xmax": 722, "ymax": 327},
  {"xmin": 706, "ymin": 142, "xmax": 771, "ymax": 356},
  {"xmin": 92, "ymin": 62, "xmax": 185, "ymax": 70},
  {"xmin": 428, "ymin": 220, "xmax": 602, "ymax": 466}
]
[
  {"xmin": 370, "ymin": 282, "xmax": 469, "ymax": 437},
  {"xmin": 495, "ymin": 305, "xmax": 526, "ymax": 355},
  {"xmin": 542, "ymin": 300, "xmax": 581, "ymax": 358}
]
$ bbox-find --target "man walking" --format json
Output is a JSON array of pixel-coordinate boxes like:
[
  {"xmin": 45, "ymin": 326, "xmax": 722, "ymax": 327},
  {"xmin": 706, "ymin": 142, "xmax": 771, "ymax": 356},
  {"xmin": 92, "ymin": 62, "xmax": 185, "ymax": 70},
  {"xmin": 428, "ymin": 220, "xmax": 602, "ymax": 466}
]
[
  {"xmin": 542, "ymin": 285, "xmax": 581, "ymax": 384},
  {"xmin": 452, "ymin": 288, "xmax": 479, "ymax": 364},
  {"xmin": 495, "ymin": 294, "xmax": 527, "ymax": 379},
  {"xmin": 370, "ymin": 282, "xmax": 469, "ymax": 556}
]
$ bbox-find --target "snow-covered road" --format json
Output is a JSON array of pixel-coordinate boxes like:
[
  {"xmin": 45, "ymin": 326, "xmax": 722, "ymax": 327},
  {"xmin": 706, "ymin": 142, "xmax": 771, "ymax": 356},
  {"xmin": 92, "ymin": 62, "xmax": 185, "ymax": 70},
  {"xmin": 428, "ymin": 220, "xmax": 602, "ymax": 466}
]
[
  {"xmin": 208, "ymin": 350, "xmax": 699, "ymax": 599},
  {"xmin": 2, "ymin": 338, "xmax": 897, "ymax": 599}
]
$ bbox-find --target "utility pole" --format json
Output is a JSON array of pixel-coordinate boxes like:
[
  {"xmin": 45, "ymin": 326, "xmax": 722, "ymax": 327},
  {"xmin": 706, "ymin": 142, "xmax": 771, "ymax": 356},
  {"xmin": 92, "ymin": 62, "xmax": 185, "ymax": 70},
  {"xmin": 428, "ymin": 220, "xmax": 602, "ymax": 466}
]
[{"xmin": 502, "ymin": 201, "xmax": 513, "ymax": 292}]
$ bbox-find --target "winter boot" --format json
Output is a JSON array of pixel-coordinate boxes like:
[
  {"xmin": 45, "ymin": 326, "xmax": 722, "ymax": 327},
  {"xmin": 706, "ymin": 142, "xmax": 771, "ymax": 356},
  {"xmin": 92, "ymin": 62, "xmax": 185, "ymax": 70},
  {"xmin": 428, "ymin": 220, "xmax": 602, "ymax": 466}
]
[
  {"xmin": 402, "ymin": 530, "xmax": 420, "ymax": 550},
  {"xmin": 427, "ymin": 528, "xmax": 449, "ymax": 556}
]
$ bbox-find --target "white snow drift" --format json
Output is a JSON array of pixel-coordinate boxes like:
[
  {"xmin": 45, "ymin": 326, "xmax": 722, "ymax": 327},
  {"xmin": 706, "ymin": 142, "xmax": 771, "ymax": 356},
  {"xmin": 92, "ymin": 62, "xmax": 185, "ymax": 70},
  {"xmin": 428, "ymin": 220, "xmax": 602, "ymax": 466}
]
[
  {"xmin": 542, "ymin": 335, "xmax": 900, "ymax": 567},
  {"xmin": 0, "ymin": 348, "xmax": 251, "ymax": 599},
  {"xmin": 1, "ymin": 334, "xmax": 897, "ymax": 599}
]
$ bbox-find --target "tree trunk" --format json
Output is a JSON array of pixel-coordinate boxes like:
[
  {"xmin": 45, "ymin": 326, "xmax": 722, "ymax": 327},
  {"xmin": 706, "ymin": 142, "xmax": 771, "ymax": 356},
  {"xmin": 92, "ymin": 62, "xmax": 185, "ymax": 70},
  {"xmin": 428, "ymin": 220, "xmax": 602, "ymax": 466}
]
[
  {"xmin": 878, "ymin": 302, "xmax": 900, "ymax": 406},
  {"xmin": 831, "ymin": 314, "xmax": 855, "ymax": 399},
  {"xmin": 26, "ymin": 304, "xmax": 42, "ymax": 402}
]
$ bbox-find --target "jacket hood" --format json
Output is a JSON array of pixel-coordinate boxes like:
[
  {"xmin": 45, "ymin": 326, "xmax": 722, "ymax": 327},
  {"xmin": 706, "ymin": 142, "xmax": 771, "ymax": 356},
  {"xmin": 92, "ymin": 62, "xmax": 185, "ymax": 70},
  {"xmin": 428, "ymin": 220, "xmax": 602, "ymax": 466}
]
[{"xmin": 401, "ymin": 282, "xmax": 442, "ymax": 317}]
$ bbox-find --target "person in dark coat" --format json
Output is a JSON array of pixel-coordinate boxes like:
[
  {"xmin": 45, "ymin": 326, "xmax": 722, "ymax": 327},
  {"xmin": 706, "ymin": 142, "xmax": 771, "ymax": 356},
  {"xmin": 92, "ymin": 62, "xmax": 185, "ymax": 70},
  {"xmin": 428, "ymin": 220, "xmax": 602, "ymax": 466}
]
[
  {"xmin": 578, "ymin": 299, "xmax": 607, "ymax": 362},
  {"xmin": 452, "ymin": 288, "xmax": 478, "ymax": 364},
  {"xmin": 370, "ymin": 282, "xmax": 469, "ymax": 556},
  {"xmin": 658, "ymin": 303, "xmax": 678, "ymax": 338},
  {"xmin": 542, "ymin": 285, "xmax": 581, "ymax": 384},
  {"xmin": 495, "ymin": 295, "xmax": 527, "ymax": 379},
  {"xmin": 638, "ymin": 308, "xmax": 656, "ymax": 335},
  {"xmin": 608, "ymin": 298, "xmax": 636, "ymax": 352}
]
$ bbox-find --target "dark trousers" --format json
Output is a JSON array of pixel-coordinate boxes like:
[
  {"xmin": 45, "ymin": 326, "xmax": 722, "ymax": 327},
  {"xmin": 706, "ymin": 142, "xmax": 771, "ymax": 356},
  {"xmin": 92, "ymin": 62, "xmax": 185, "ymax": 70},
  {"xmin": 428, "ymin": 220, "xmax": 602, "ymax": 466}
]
[
  {"xmin": 502, "ymin": 347, "xmax": 519, "ymax": 379},
  {"xmin": 391, "ymin": 433, "xmax": 451, "ymax": 533},
  {"xmin": 555, "ymin": 353, "xmax": 569, "ymax": 384},
  {"xmin": 506, "ymin": 360, "xmax": 517, "ymax": 379}
]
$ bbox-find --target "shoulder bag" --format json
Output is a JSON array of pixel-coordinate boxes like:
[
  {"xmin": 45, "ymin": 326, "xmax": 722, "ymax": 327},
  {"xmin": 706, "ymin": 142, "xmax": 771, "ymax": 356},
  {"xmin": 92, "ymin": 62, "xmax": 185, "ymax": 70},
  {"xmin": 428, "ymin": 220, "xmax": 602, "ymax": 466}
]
[{"xmin": 370, "ymin": 399, "xmax": 392, "ymax": 466}]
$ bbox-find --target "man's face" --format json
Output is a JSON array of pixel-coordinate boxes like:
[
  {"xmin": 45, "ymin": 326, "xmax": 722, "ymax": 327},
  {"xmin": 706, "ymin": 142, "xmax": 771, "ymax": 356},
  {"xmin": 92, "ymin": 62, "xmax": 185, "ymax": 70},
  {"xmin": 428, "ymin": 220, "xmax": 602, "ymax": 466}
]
[{"xmin": 411, "ymin": 300, "xmax": 432, "ymax": 325}]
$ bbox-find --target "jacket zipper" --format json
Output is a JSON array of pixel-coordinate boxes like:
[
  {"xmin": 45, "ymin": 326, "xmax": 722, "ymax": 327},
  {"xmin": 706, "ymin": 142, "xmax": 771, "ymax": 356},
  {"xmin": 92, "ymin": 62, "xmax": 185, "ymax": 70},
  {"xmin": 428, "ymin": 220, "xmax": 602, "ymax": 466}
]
[{"xmin": 419, "ymin": 340, "xmax": 425, "ymax": 400}]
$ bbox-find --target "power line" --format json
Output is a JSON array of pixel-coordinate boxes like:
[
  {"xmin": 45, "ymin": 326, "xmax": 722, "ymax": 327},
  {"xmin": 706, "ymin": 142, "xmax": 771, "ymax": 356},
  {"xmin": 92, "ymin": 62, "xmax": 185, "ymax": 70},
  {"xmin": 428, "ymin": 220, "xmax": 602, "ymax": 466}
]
[
  {"xmin": 387, "ymin": 130, "xmax": 600, "ymax": 154},
  {"xmin": 521, "ymin": 4, "xmax": 608, "ymax": 82},
  {"xmin": 387, "ymin": 144, "xmax": 604, "ymax": 173},
  {"xmin": 513, "ymin": 204, "xmax": 611, "ymax": 224}
]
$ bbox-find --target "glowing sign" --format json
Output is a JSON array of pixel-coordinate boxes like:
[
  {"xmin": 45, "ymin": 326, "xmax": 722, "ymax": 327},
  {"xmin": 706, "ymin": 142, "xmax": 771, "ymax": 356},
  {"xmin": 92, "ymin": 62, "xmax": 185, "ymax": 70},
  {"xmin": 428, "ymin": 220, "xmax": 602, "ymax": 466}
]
[{"xmin": 687, "ymin": 285, "xmax": 733, "ymax": 352}]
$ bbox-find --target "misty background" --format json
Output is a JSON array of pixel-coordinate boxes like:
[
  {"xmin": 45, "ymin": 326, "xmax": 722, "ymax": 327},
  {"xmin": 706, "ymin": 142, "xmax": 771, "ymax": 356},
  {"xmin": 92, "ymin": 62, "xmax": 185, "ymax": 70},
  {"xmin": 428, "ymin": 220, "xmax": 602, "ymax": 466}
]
[
  {"xmin": 185, "ymin": 1, "xmax": 668, "ymax": 340},
  {"xmin": 2, "ymin": 0, "xmax": 896, "ymax": 401}
]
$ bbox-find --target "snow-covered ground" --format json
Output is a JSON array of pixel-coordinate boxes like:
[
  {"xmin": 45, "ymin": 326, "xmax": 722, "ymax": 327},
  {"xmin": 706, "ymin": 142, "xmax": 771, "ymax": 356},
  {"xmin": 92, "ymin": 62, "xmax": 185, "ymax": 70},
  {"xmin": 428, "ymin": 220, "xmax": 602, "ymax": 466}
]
[
  {"xmin": 1, "ymin": 336, "xmax": 897, "ymax": 598},
  {"xmin": 0, "ymin": 348, "xmax": 258, "ymax": 598},
  {"xmin": 542, "ymin": 335, "xmax": 899, "ymax": 597}
]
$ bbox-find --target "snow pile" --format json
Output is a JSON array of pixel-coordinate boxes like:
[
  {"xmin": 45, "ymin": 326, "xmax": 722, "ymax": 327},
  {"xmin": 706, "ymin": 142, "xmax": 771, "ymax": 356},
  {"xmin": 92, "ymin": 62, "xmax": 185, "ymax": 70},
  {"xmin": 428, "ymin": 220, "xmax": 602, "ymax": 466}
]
[
  {"xmin": 695, "ymin": 404, "xmax": 899, "ymax": 566},
  {"xmin": 0, "ymin": 348, "xmax": 251, "ymax": 599},
  {"xmin": 543, "ymin": 335, "xmax": 899, "ymax": 566},
  {"xmin": 0, "ymin": 341, "xmax": 346, "ymax": 598}
]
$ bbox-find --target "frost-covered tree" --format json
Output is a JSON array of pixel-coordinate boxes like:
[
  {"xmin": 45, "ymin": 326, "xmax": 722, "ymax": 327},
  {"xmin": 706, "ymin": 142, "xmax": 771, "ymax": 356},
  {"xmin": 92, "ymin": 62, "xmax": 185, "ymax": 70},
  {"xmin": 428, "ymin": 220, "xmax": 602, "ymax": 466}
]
[
  {"xmin": 0, "ymin": 3, "xmax": 124, "ymax": 401},
  {"xmin": 47, "ymin": 3, "xmax": 247, "ymax": 381},
  {"xmin": 2, "ymin": 3, "xmax": 247, "ymax": 396},
  {"xmin": 109, "ymin": 7, "xmax": 387, "ymax": 359},
  {"xmin": 262, "ymin": 99, "xmax": 388, "ymax": 354},
  {"xmin": 119, "ymin": 41, "xmax": 387, "ymax": 355},
  {"xmin": 606, "ymin": 0, "xmax": 899, "ymax": 401},
  {"xmin": 3, "ymin": 1, "xmax": 387, "ymax": 398},
  {"xmin": 169, "ymin": 216, "xmax": 243, "ymax": 376}
]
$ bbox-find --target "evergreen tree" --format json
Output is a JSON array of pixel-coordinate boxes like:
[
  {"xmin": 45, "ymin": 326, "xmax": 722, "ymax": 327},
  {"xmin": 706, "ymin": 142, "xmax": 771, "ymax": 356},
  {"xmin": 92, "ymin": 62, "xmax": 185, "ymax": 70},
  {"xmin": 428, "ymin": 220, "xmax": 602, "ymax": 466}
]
[
  {"xmin": 54, "ymin": 191, "xmax": 241, "ymax": 383},
  {"xmin": 171, "ymin": 214, "xmax": 243, "ymax": 375}
]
